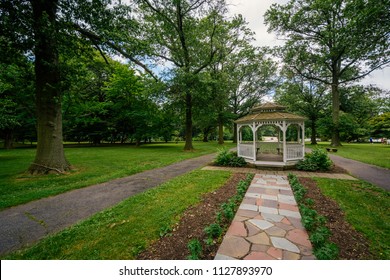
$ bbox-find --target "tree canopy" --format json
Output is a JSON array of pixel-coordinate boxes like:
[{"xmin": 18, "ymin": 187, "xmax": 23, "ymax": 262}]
[{"xmin": 265, "ymin": 0, "xmax": 390, "ymax": 146}]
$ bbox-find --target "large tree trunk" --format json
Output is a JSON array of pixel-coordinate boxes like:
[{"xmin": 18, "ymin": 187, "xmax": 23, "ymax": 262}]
[
  {"xmin": 330, "ymin": 78, "xmax": 341, "ymax": 147},
  {"xmin": 3, "ymin": 129, "xmax": 13, "ymax": 149},
  {"xmin": 218, "ymin": 116, "xmax": 224, "ymax": 145},
  {"xmin": 184, "ymin": 91, "xmax": 194, "ymax": 150},
  {"xmin": 310, "ymin": 120, "xmax": 317, "ymax": 145},
  {"xmin": 28, "ymin": 0, "xmax": 70, "ymax": 174},
  {"xmin": 232, "ymin": 123, "xmax": 238, "ymax": 144},
  {"xmin": 202, "ymin": 127, "xmax": 210, "ymax": 142}
]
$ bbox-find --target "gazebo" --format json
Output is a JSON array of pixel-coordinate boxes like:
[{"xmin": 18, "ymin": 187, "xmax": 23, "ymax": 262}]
[{"xmin": 235, "ymin": 102, "xmax": 306, "ymax": 167}]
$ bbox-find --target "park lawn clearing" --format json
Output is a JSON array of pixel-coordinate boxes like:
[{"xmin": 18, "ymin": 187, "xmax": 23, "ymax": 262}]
[
  {"xmin": 314, "ymin": 178, "xmax": 390, "ymax": 259},
  {"xmin": 306, "ymin": 142, "xmax": 390, "ymax": 169},
  {"xmin": 0, "ymin": 141, "xmax": 234, "ymax": 210},
  {"xmin": 5, "ymin": 169, "xmax": 232, "ymax": 259}
]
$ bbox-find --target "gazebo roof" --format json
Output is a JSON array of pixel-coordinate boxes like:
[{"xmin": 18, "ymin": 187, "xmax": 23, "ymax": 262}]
[{"xmin": 235, "ymin": 102, "xmax": 306, "ymax": 124}]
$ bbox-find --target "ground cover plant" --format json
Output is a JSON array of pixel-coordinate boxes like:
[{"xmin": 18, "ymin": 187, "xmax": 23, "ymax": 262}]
[
  {"xmin": 214, "ymin": 148, "xmax": 247, "ymax": 167},
  {"xmin": 0, "ymin": 141, "xmax": 234, "ymax": 210},
  {"xmin": 314, "ymin": 178, "xmax": 390, "ymax": 259},
  {"xmin": 185, "ymin": 173, "xmax": 254, "ymax": 260},
  {"xmin": 4, "ymin": 170, "xmax": 231, "ymax": 260},
  {"xmin": 138, "ymin": 173, "xmax": 253, "ymax": 260},
  {"xmin": 296, "ymin": 147, "xmax": 332, "ymax": 171},
  {"xmin": 306, "ymin": 142, "xmax": 390, "ymax": 169},
  {"xmin": 288, "ymin": 174, "xmax": 338, "ymax": 259}
]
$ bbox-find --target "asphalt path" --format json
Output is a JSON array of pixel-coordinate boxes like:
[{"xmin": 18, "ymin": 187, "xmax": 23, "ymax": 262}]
[{"xmin": 0, "ymin": 153, "xmax": 216, "ymax": 256}]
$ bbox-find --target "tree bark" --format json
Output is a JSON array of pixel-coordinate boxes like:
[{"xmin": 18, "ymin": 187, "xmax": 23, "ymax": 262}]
[
  {"xmin": 28, "ymin": 0, "xmax": 70, "ymax": 174},
  {"xmin": 310, "ymin": 120, "xmax": 317, "ymax": 145},
  {"xmin": 330, "ymin": 80, "xmax": 342, "ymax": 147},
  {"xmin": 3, "ymin": 129, "xmax": 13, "ymax": 149},
  {"xmin": 218, "ymin": 116, "xmax": 224, "ymax": 145},
  {"xmin": 184, "ymin": 91, "xmax": 194, "ymax": 150},
  {"xmin": 202, "ymin": 127, "xmax": 210, "ymax": 142},
  {"xmin": 232, "ymin": 123, "xmax": 237, "ymax": 143}
]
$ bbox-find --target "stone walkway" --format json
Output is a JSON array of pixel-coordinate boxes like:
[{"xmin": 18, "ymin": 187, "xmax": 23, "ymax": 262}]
[{"xmin": 215, "ymin": 174, "xmax": 315, "ymax": 260}]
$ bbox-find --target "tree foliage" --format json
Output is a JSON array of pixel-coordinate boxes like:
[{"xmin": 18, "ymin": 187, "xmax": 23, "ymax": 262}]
[{"xmin": 265, "ymin": 0, "xmax": 390, "ymax": 146}]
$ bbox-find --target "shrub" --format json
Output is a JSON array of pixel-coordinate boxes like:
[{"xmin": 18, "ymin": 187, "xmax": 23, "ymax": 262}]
[
  {"xmin": 204, "ymin": 223, "xmax": 222, "ymax": 239},
  {"xmin": 288, "ymin": 174, "xmax": 339, "ymax": 260},
  {"xmin": 314, "ymin": 242, "xmax": 339, "ymax": 260},
  {"xmin": 297, "ymin": 148, "xmax": 332, "ymax": 171},
  {"xmin": 187, "ymin": 239, "xmax": 202, "ymax": 260},
  {"xmin": 214, "ymin": 149, "xmax": 247, "ymax": 167}
]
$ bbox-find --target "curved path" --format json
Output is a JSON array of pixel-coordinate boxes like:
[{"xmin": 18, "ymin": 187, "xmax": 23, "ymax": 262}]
[
  {"xmin": 305, "ymin": 148, "xmax": 390, "ymax": 191},
  {"xmin": 0, "ymin": 153, "xmax": 215, "ymax": 256},
  {"xmin": 326, "ymin": 153, "xmax": 390, "ymax": 191},
  {"xmin": 1, "ymin": 149, "xmax": 388, "ymax": 258}
]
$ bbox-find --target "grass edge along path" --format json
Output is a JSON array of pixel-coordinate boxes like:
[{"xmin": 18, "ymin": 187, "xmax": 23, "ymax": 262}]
[
  {"xmin": 0, "ymin": 142, "xmax": 234, "ymax": 210},
  {"xmin": 314, "ymin": 178, "xmax": 390, "ymax": 260},
  {"xmin": 4, "ymin": 170, "xmax": 231, "ymax": 260},
  {"xmin": 306, "ymin": 142, "xmax": 390, "ymax": 169}
]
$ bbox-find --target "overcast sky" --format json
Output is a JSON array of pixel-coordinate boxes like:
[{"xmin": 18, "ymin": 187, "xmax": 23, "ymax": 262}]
[{"xmin": 226, "ymin": 0, "xmax": 390, "ymax": 91}]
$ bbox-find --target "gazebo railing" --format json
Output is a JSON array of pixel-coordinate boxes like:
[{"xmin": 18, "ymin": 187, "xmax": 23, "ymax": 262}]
[
  {"xmin": 256, "ymin": 142, "xmax": 282, "ymax": 154},
  {"xmin": 237, "ymin": 142, "xmax": 254, "ymax": 159},
  {"xmin": 286, "ymin": 143, "xmax": 304, "ymax": 160},
  {"xmin": 238, "ymin": 142, "xmax": 303, "ymax": 161}
]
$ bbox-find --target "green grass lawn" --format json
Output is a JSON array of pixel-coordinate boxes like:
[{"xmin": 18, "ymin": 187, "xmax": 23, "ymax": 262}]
[
  {"xmin": 314, "ymin": 178, "xmax": 390, "ymax": 259},
  {"xmin": 306, "ymin": 142, "xmax": 390, "ymax": 169},
  {"xmin": 4, "ymin": 169, "xmax": 231, "ymax": 260},
  {"xmin": 0, "ymin": 141, "xmax": 234, "ymax": 210}
]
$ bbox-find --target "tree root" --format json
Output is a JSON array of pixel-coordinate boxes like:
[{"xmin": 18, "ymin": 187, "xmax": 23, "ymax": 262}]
[{"xmin": 29, "ymin": 162, "xmax": 68, "ymax": 175}]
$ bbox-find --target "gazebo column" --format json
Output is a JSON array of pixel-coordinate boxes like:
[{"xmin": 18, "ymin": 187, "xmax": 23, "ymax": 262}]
[
  {"xmin": 252, "ymin": 123, "xmax": 257, "ymax": 161},
  {"xmin": 237, "ymin": 125, "xmax": 241, "ymax": 144}
]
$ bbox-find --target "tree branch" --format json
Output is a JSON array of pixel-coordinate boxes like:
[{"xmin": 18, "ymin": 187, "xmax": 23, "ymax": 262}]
[{"xmin": 72, "ymin": 23, "xmax": 159, "ymax": 81}]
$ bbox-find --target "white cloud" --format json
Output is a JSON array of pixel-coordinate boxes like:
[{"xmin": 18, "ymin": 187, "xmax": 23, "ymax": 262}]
[{"xmin": 227, "ymin": 0, "xmax": 390, "ymax": 91}]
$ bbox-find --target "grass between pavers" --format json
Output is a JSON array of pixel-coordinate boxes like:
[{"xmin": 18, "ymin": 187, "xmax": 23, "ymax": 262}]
[
  {"xmin": 3, "ymin": 169, "xmax": 232, "ymax": 260},
  {"xmin": 314, "ymin": 178, "xmax": 390, "ymax": 259},
  {"xmin": 0, "ymin": 141, "xmax": 234, "ymax": 210},
  {"xmin": 306, "ymin": 142, "xmax": 390, "ymax": 169}
]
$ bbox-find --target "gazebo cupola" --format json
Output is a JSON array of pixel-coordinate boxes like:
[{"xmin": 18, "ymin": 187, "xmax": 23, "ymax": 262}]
[{"xmin": 235, "ymin": 102, "xmax": 306, "ymax": 167}]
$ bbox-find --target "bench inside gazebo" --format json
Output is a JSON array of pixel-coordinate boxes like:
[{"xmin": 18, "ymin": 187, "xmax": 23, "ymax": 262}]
[{"xmin": 235, "ymin": 102, "xmax": 306, "ymax": 167}]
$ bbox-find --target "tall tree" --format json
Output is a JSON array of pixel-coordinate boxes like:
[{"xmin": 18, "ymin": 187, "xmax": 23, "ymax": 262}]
[
  {"xmin": 274, "ymin": 77, "xmax": 329, "ymax": 145},
  {"xmin": 265, "ymin": 0, "xmax": 390, "ymax": 146},
  {"xmin": 28, "ymin": 0, "xmax": 73, "ymax": 174},
  {"xmin": 137, "ymin": 0, "xmax": 228, "ymax": 150},
  {"xmin": 1, "ymin": 0, "xmax": 147, "ymax": 173},
  {"xmin": 227, "ymin": 47, "xmax": 278, "ymax": 142}
]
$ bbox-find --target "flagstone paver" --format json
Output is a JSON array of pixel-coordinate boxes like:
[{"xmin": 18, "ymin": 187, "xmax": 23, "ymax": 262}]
[{"xmin": 215, "ymin": 174, "xmax": 316, "ymax": 260}]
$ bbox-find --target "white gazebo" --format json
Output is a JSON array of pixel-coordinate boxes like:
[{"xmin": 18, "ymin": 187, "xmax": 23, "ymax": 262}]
[{"xmin": 235, "ymin": 102, "xmax": 306, "ymax": 167}]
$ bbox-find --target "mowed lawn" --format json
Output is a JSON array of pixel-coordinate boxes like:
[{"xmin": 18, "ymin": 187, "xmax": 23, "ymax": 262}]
[
  {"xmin": 5, "ymin": 170, "xmax": 232, "ymax": 260},
  {"xmin": 314, "ymin": 178, "xmax": 390, "ymax": 259},
  {"xmin": 306, "ymin": 142, "xmax": 390, "ymax": 169},
  {"xmin": 0, "ymin": 141, "xmax": 234, "ymax": 210}
]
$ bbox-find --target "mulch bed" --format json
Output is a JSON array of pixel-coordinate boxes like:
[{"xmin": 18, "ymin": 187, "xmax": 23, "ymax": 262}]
[
  {"xmin": 298, "ymin": 177, "xmax": 373, "ymax": 259},
  {"xmin": 138, "ymin": 173, "xmax": 247, "ymax": 260},
  {"xmin": 138, "ymin": 167, "xmax": 372, "ymax": 260}
]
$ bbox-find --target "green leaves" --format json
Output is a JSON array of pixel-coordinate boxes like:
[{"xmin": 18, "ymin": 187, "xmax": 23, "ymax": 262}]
[
  {"xmin": 288, "ymin": 174, "xmax": 339, "ymax": 259},
  {"xmin": 297, "ymin": 147, "xmax": 332, "ymax": 171}
]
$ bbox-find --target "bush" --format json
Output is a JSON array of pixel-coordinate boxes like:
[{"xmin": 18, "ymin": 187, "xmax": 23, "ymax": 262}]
[
  {"xmin": 187, "ymin": 239, "xmax": 202, "ymax": 260},
  {"xmin": 214, "ymin": 149, "xmax": 247, "ymax": 167},
  {"xmin": 288, "ymin": 174, "xmax": 339, "ymax": 260},
  {"xmin": 297, "ymin": 148, "xmax": 332, "ymax": 171}
]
